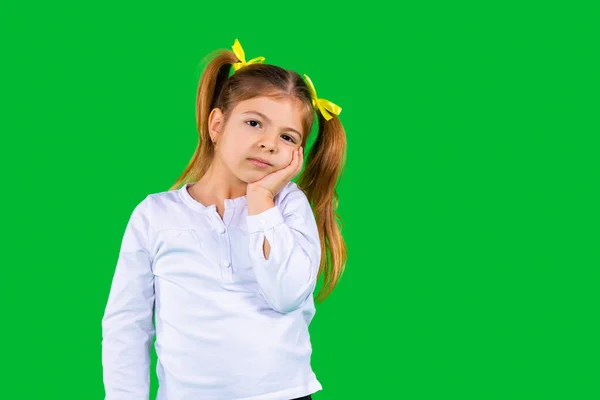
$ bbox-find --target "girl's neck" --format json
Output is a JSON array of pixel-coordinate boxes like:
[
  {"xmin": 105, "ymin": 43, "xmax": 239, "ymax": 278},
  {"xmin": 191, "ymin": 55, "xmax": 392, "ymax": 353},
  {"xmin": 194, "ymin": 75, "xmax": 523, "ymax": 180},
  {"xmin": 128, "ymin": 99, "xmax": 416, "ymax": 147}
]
[{"xmin": 191, "ymin": 162, "xmax": 248, "ymax": 204}]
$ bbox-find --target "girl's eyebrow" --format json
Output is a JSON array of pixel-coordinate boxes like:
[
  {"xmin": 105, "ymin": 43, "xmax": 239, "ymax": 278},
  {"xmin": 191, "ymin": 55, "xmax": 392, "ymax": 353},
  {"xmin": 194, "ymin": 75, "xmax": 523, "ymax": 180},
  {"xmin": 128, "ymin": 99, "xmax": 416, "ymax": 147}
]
[{"xmin": 242, "ymin": 110, "xmax": 303, "ymax": 139}]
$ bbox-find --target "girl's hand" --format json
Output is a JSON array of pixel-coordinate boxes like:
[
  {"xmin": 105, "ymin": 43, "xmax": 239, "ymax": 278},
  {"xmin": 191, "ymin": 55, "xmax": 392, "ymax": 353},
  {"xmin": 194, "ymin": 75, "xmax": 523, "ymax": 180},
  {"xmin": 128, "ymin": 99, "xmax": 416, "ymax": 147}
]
[{"xmin": 247, "ymin": 147, "xmax": 304, "ymax": 200}]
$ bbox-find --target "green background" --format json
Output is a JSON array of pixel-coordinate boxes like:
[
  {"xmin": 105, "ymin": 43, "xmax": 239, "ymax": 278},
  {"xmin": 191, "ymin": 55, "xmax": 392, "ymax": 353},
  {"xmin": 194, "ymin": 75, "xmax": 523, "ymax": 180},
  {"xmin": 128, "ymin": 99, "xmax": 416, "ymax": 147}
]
[{"xmin": 2, "ymin": 1, "xmax": 598, "ymax": 399}]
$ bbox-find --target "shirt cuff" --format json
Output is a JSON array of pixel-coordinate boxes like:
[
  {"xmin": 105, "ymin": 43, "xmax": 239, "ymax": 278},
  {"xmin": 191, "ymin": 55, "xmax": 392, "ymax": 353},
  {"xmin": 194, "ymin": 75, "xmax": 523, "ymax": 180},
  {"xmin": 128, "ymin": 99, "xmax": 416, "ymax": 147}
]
[{"xmin": 246, "ymin": 205, "xmax": 285, "ymax": 234}]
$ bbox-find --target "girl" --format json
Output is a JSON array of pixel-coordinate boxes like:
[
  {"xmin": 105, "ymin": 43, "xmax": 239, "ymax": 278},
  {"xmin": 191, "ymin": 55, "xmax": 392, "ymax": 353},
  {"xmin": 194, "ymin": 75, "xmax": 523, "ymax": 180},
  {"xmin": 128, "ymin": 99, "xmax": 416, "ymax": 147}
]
[{"xmin": 101, "ymin": 39, "xmax": 348, "ymax": 400}]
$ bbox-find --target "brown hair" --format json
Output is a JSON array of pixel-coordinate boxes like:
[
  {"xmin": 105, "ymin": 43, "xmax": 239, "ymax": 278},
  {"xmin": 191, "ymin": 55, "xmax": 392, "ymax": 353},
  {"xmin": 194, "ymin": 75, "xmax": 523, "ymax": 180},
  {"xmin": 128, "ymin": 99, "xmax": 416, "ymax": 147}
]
[{"xmin": 169, "ymin": 46, "xmax": 347, "ymax": 303}]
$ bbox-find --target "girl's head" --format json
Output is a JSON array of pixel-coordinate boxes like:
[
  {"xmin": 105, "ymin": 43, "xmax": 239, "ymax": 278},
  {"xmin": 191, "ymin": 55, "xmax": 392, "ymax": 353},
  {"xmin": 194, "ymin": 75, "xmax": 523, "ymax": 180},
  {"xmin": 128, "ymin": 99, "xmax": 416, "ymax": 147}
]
[
  {"xmin": 171, "ymin": 39, "xmax": 347, "ymax": 302},
  {"xmin": 205, "ymin": 64, "xmax": 313, "ymax": 185}
]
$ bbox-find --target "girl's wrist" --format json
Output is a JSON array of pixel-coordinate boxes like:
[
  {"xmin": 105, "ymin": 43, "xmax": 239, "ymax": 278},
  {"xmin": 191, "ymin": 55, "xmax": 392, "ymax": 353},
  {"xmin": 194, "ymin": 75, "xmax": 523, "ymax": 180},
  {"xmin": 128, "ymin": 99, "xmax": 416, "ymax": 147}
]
[{"xmin": 247, "ymin": 191, "xmax": 275, "ymax": 215}]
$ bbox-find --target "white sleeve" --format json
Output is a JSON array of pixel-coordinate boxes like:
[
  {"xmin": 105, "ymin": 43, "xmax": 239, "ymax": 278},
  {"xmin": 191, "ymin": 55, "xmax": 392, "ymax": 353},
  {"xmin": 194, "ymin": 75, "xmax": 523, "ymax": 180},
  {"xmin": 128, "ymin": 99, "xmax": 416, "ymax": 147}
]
[
  {"xmin": 101, "ymin": 197, "xmax": 155, "ymax": 400},
  {"xmin": 246, "ymin": 186, "xmax": 321, "ymax": 313}
]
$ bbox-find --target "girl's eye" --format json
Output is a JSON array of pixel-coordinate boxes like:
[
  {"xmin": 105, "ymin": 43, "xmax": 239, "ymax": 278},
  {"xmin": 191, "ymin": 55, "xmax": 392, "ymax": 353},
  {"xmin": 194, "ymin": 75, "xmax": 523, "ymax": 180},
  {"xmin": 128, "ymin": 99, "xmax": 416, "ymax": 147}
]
[
  {"xmin": 281, "ymin": 135, "xmax": 296, "ymax": 143},
  {"xmin": 246, "ymin": 120, "xmax": 261, "ymax": 128}
]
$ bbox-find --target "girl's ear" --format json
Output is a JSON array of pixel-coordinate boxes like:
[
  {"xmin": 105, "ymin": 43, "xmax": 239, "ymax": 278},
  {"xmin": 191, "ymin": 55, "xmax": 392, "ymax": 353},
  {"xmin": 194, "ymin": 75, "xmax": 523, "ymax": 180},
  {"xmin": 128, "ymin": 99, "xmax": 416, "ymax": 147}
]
[{"xmin": 208, "ymin": 108, "xmax": 224, "ymax": 144}]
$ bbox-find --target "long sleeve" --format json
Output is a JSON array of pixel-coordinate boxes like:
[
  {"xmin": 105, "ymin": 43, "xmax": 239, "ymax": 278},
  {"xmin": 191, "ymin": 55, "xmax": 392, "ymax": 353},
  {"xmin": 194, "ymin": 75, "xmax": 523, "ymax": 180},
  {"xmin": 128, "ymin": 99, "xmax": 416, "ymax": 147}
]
[
  {"xmin": 246, "ymin": 186, "xmax": 321, "ymax": 314},
  {"xmin": 101, "ymin": 198, "xmax": 155, "ymax": 400}
]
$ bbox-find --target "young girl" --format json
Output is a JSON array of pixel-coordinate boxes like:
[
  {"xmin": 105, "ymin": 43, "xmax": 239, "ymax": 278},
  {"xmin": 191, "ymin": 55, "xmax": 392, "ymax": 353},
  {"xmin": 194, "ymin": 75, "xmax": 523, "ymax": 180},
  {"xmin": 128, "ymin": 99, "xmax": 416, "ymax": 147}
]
[{"xmin": 101, "ymin": 39, "xmax": 348, "ymax": 400}]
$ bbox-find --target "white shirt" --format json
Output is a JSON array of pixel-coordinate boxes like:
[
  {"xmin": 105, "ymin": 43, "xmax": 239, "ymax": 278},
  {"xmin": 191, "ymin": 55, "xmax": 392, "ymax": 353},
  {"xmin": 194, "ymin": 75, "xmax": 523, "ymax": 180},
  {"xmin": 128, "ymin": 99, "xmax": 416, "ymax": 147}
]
[{"xmin": 102, "ymin": 181, "xmax": 323, "ymax": 400}]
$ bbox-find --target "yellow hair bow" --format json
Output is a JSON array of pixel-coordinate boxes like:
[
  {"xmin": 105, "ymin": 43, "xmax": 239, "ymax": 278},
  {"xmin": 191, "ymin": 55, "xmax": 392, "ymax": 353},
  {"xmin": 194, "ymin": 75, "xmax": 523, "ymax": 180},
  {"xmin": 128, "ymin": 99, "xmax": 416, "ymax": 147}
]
[
  {"xmin": 303, "ymin": 74, "xmax": 342, "ymax": 121},
  {"xmin": 231, "ymin": 39, "xmax": 265, "ymax": 72}
]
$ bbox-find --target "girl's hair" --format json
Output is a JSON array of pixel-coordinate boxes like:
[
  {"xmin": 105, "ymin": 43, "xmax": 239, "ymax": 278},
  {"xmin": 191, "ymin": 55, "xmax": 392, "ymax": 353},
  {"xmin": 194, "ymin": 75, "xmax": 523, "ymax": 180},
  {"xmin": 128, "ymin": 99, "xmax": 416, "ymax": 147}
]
[{"xmin": 169, "ymin": 45, "xmax": 347, "ymax": 303}]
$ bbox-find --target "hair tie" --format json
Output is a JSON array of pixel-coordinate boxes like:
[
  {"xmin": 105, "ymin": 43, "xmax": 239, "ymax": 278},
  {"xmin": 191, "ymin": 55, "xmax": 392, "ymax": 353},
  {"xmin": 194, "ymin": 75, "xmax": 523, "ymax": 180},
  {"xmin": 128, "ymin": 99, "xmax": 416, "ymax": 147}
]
[
  {"xmin": 231, "ymin": 39, "xmax": 265, "ymax": 72},
  {"xmin": 303, "ymin": 74, "xmax": 342, "ymax": 121}
]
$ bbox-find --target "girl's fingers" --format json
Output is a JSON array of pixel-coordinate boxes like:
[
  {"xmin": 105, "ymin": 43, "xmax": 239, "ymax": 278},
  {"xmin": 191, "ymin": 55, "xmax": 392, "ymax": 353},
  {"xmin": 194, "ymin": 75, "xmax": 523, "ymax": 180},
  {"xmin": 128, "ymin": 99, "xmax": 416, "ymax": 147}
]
[
  {"xmin": 295, "ymin": 147, "xmax": 303, "ymax": 175},
  {"xmin": 279, "ymin": 147, "xmax": 303, "ymax": 181},
  {"xmin": 292, "ymin": 148, "xmax": 300, "ymax": 166},
  {"xmin": 291, "ymin": 148, "xmax": 299, "ymax": 169}
]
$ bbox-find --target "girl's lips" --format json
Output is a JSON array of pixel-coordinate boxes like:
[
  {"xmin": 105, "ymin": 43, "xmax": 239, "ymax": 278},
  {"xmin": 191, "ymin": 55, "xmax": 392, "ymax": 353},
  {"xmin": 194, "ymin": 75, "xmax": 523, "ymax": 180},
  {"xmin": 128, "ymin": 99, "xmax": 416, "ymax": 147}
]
[{"xmin": 248, "ymin": 158, "xmax": 271, "ymax": 168}]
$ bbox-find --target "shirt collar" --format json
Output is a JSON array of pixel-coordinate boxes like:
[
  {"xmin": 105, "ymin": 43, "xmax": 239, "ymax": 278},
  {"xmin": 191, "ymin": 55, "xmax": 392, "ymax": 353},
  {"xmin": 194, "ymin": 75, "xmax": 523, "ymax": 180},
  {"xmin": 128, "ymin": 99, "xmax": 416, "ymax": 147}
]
[{"xmin": 178, "ymin": 182, "xmax": 248, "ymax": 212}]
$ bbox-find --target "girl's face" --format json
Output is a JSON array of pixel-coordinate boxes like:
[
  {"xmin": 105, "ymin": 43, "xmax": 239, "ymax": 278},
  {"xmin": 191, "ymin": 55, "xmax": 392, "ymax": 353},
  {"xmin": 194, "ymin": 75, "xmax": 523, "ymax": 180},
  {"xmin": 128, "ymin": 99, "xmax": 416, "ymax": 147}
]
[{"xmin": 208, "ymin": 96, "xmax": 305, "ymax": 184}]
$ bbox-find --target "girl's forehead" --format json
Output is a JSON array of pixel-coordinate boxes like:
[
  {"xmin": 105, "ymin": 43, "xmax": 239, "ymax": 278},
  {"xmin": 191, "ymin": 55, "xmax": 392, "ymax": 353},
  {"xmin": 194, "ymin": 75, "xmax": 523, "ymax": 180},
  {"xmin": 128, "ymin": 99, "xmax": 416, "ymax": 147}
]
[{"xmin": 235, "ymin": 96, "xmax": 303, "ymax": 111}]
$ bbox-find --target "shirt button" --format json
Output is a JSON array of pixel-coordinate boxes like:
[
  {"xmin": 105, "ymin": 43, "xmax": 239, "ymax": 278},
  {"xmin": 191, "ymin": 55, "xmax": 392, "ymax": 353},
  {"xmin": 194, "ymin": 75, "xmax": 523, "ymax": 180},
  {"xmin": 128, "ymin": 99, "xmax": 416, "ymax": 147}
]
[
  {"xmin": 218, "ymin": 227, "xmax": 226, "ymax": 234},
  {"xmin": 221, "ymin": 260, "xmax": 231, "ymax": 268}
]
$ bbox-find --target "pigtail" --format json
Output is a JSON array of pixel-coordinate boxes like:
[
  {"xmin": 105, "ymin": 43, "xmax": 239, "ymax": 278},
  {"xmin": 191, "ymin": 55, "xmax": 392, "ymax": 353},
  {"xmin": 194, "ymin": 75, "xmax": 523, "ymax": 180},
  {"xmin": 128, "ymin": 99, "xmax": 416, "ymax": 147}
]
[
  {"xmin": 297, "ymin": 113, "xmax": 348, "ymax": 303},
  {"xmin": 169, "ymin": 48, "xmax": 239, "ymax": 191}
]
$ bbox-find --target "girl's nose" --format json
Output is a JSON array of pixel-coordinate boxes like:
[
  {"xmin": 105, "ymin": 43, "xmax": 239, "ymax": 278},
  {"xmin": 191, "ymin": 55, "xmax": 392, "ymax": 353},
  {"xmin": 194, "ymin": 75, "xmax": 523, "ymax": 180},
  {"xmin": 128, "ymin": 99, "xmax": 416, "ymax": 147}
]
[{"xmin": 259, "ymin": 137, "xmax": 277, "ymax": 153}]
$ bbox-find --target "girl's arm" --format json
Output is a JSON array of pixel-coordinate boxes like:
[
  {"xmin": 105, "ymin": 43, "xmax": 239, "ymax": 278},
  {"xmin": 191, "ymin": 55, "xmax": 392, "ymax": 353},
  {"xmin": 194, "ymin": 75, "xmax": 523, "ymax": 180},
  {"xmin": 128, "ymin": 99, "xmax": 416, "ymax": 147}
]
[
  {"xmin": 101, "ymin": 198, "xmax": 155, "ymax": 400},
  {"xmin": 246, "ymin": 184, "xmax": 321, "ymax": 314}
]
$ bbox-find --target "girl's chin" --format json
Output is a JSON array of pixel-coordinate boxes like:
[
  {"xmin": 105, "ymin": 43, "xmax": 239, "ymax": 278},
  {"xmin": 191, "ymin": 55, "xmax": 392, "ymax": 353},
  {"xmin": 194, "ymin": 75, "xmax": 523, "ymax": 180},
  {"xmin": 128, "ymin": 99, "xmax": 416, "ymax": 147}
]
[{"xmin": 238, "ymin": 170, "xmax": 269, "ymax": 184}]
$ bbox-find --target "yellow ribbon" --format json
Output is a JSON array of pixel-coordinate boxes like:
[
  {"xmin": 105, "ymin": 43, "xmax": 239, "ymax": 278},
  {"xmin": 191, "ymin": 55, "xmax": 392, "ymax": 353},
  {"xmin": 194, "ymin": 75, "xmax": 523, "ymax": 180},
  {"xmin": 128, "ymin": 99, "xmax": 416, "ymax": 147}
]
[
  {"xmin": 231, "ymin": 39, "xmax": 265, "ymax": 72},
  {"xmin": 303, "ymin": 74, "xmax": 342, "ymax": 121}
]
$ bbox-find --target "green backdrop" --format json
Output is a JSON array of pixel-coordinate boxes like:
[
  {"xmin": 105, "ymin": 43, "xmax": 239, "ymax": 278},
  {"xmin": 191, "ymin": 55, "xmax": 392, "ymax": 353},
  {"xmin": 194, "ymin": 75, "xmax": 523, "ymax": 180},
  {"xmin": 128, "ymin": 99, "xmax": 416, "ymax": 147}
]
[{"xmin": 2, "ymin": 1, "xmax": 598, "ymax": 399}]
